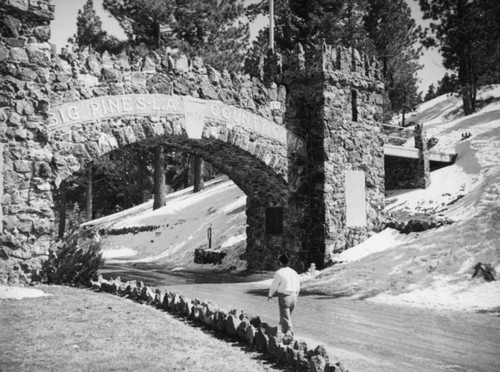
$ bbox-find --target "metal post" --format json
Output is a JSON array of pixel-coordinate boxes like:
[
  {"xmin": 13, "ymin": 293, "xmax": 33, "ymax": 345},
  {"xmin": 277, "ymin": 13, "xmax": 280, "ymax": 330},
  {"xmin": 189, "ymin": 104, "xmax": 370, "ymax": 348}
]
[
  {"xmin": 207, "ymin": 227, "xmax": 212, "ymax": 249},
  {"xmin": 269, "ymin": 0, "xmax": 275, "ymax": 52}
]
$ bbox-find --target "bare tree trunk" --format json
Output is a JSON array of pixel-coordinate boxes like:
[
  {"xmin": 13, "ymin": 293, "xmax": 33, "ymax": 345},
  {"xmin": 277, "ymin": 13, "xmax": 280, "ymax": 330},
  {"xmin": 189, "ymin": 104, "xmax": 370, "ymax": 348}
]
[
  {"xmin": 459, "ymin": 54, "xmax": 474, "ymax": 116},
  {"xmin": 86, "ymin": 167, "xmax": 93, "ymax": 221},
  {"xmin": 193, "ymin": 155, "xmax": 204, "ymax": 193},
  {"xmin": 183, "ymin": 154, "xmax": 192, "ymax": 189},
  {"xmin": 188, "ymin": 155, "xmax": 194, "ymax": 187},
  {"xmin": 153, "ymin": 144, "xmax": 166, "ymax": 210},
  {"xmin": 58, "ymin": 180, "xmax": 67, "ymax": 240}
]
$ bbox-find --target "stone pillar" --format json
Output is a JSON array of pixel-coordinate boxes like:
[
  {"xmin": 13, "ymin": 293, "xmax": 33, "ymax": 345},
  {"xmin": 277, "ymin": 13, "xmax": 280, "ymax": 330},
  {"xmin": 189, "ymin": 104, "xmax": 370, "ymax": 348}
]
[
  {"xmin": 245, "ymin": 197, "xmax": 286, "ymax": 271},
  {"xmin": 0, "ymin": 143, "xmax": 3, "ymax": 234},
  {"xmin": 0, "ymin": 0, "xmax": 55, "ymax": 283},
  {"xmin": 283, "ymin": 44, "xmax": 385, "ymax": 268},
  {"xmin": 414, "ymin": 123, "xmax": 431, "ymax": 188}
]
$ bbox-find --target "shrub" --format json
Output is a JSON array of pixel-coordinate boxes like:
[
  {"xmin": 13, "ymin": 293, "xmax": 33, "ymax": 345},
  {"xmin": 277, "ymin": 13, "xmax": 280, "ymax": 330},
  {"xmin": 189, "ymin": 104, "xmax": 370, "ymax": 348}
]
[{"xmin": 42, "ymin": 230, "xmax": 104, "ymax": 287}]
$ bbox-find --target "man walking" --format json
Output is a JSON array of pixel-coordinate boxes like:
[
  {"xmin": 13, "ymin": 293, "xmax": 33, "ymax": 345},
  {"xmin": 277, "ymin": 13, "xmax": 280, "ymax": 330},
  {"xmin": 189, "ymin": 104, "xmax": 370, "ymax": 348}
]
[{"xmin": 268, "ymin": 253, "xmax": 300, "ymax": 336}]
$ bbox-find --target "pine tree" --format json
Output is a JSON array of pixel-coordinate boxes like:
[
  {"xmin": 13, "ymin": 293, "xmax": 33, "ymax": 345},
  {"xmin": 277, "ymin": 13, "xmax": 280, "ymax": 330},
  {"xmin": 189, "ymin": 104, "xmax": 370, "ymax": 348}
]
[
  {"xmin": 364, "ymin": 0, "xmax": 422, "ymax": 122},
  {"xmin": 419, "ymin": 0, "xmax": 500, "ymax": 115},
  {"xmin": 103, "ymin": 0, "xmax": 250, "ymax": 71},
  {"xmin": 387, "ymin": 59, "xmax": 421, "ymax": 126},
  {"xmin": 246, "ymin": 0, "xmax": 371, "ymax": 54},
  {"xmin": 69, "ymin": 0, "xmax": 124, "ymax": 53},
  {"xmin": 436, "ymin": 73, "xmax": 459, "ymax": 96},
  {"xmin": 424, "ymin": 84, "xmax": 437, "ymax": 101}
]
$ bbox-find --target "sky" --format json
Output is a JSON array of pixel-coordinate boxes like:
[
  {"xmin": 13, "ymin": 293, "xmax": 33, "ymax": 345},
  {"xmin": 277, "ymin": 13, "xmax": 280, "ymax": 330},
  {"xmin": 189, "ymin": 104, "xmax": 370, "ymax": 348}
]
[{"xmin": 49, "ymin": 0, "xmax": 446, "ymax": 93}]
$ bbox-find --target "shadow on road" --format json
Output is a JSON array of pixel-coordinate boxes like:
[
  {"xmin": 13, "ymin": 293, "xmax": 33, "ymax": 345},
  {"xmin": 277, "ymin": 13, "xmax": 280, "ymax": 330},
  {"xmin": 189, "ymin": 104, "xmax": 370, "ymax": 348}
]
[{"xmin": 101, "ymin": 263, "xmax": 273, "ymax": 286}]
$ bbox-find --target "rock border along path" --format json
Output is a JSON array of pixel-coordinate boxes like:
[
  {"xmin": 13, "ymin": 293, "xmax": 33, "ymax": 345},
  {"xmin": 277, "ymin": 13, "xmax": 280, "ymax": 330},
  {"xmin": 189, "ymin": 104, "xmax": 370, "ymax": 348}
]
[{"xmin": 92, "ymin": 276, "xmax": 348, "ymax": 372}]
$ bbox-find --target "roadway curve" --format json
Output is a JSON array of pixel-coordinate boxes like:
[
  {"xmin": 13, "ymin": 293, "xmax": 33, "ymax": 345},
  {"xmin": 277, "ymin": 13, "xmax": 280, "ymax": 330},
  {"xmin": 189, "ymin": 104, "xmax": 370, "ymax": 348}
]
[{"xmin": 102, "ymin": 265, "xmax": 500, "ymax": 372}]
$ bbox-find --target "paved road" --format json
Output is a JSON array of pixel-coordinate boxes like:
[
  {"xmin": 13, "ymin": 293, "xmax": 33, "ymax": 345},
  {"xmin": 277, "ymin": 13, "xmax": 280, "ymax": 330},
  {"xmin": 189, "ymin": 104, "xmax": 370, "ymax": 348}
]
[{"xmin": 102, "ymin": 266, "xmax": 500, "ymax": 372}]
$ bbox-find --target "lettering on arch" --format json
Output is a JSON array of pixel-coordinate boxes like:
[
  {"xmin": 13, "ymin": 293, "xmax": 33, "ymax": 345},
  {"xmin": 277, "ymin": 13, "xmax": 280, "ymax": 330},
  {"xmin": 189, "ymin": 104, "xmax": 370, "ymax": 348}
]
[{"xmin": 48, "ymin": 94, "xmax": 306, "ymax": 157}]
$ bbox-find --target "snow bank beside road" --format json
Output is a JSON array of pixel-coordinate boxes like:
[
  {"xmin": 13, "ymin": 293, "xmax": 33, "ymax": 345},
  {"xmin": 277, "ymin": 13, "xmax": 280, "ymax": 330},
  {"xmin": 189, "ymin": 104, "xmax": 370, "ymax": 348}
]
[
  {"xmin": 334, "ymin": 229, "xmax": 415, "ymax": 263},
  {"xmin": 370, "ymin": 278, "xmax": 500, "ymax": 312}
]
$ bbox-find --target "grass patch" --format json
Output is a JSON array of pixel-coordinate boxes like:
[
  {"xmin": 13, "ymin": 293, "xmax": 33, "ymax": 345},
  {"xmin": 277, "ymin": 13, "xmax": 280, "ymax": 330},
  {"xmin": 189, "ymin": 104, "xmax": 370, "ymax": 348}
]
[{"xmin": 0, "ymin": 285, "xmax": 281, "ymax": 372}]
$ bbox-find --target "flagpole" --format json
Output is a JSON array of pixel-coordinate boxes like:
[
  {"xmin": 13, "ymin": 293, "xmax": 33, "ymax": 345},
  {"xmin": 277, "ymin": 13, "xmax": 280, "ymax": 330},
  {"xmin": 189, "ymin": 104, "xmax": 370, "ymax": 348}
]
[{"xmin": 269, "ymin": 0, "xmax": 274, "ymax": 52}]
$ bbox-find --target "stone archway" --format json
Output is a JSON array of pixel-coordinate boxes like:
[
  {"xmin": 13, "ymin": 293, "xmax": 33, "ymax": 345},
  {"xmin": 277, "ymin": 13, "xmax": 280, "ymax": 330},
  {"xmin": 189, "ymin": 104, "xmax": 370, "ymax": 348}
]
[
  {"xmin": 1, "ymin": 0, "xmax": 387, "ymax": 281},
  {"xmin": 47, "ymin": 93, "xmax": 304, "ymax": 270}
]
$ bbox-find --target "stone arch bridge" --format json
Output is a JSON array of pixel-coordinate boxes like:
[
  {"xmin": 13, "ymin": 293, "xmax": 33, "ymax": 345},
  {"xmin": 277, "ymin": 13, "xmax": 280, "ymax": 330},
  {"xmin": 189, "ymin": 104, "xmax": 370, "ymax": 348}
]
[{"xmin": 1, "ymin": 0, "xmax": 399, "ymax": 280}]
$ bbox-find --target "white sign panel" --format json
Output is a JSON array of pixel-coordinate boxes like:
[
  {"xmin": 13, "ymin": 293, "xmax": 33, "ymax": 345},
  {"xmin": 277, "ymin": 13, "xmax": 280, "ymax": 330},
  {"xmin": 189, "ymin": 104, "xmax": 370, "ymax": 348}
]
[
  {"xmin": 345, "ymin": 170, "xmax": 367, "ymax": 227},
  {"xmin": 182, "ymin": 96, "xmax": 206, "ymax": 139}
]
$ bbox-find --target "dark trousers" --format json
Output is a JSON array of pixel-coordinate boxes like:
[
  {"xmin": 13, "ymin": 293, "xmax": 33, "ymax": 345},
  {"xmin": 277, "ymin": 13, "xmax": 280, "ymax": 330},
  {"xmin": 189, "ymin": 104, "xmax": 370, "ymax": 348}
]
[{"xmin": 278, "ymin": 293, "xmax": 297, "ymax": 334}]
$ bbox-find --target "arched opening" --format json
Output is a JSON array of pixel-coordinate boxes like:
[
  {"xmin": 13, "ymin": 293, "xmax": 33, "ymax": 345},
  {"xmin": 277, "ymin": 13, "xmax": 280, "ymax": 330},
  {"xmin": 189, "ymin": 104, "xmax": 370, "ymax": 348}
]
[{"xmin": 49, "ymin": 111, "xmax": 291, "ymax": 271}]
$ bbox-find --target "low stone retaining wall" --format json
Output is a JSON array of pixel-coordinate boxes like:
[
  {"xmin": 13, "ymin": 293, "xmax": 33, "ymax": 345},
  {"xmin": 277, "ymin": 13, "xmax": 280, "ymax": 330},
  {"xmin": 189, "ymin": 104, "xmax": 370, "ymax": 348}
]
[
  {"xmin": 194, "ymin": 248, "xmax": 226, "ymax": 264},
  {"xmin": 92, "ymin": 276, "xmax": 349, "ymax": 372},
  {"xmin": 98, "ymin": 225, "xmax": 161, "ymax": 236},
  {"xmin": 384, "ymin": 218, "xmax": 454, "ymax": 234}
]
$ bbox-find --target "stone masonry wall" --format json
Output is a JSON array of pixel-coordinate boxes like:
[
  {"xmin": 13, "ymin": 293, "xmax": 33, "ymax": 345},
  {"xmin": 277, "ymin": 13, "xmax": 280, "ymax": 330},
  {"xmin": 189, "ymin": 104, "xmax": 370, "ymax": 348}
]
[
  {"xmin": 281, "ymin": 44, "xmax": 385, "ymax": 266},
  {"xmin": 0, "ymin": 0, "xmax": 55, "ymax": 283}
]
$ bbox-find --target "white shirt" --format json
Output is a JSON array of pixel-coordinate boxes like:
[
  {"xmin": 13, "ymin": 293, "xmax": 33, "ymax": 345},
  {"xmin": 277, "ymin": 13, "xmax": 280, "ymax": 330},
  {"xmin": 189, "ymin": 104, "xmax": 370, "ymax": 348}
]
[{"xmin": 268, "ymin": 267, "xmax": 300, "ymax": 297}]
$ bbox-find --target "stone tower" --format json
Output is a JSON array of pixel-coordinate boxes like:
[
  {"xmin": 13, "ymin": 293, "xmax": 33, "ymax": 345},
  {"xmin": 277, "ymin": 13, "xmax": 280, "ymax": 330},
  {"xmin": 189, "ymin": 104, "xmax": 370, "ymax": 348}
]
[{"xmin": 281, "ymin": 43, "xmax": 386, "ymax": 267}]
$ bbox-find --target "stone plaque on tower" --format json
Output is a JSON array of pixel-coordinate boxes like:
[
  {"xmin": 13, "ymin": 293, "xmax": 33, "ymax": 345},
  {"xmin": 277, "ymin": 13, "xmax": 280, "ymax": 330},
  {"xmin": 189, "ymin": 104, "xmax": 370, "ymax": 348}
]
[{"xmin": 345, "ymin": 170, "xmax": 367, "ymax": 227}]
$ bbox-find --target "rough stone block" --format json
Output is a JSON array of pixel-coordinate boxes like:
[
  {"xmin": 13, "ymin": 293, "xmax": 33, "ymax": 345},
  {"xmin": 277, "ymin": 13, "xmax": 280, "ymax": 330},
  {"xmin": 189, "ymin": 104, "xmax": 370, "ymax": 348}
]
[
  {"xmin": 130, "ymin": 286, "xmax": 140, "ymax": 299},
  {"xmin": 141, "ymin": 56, "xmax": 156, "ymax": 72},
  {"xmin": 33, "ymin": 26, "xmax": 50, "ymax": 41},
  {"xmin": 244, "ymin": 324, "xmax": 256, "ymax": 345},
  {"xmin": 215, "ymin": 310, "xmax": 227, "ymax": 333},
  {"xmin": 312, "ymin": 345, "xmax": 330, "ymax": 364},
  {"xmin": 0, "ymin": 45, "xmax": 9, "ymax": 61},
  {"xmin": 255, "ymin": 330, "xmax": 269, "ymax": 353},
  {"xmin": 174, "ymin": 55, "xmax": 189, "ymax": 73},
  {"xmin": 9, "ymin": 47, "xmax": 29, "ymax": 64},
  {"xmin": 206, "ymin": 66, "xmax": 220, "ymax": 85},
  {"xmin": 204, "ymin": 311, "xmax": 217, "ymax": 328},
  {"xmin": 4, "ymin": 15, "xmax": 21, "ymax": 37},
  {"xmin": 172, "ymin": 294, "xmax": 181, "ymax": 312},
  {"xmin": 6, "ymin": 0, "xmax": 28, "ymax": 11},
  {"xmin": 309, "ymin": 355, "xmax": 327, "ymax": 372},
  {"xmin": 26, "ymin": 43, "xmax": 51, "ymax": 66},
  {"xmin": 268, "ymin": 336, "xmax": 279, "ymax": 358},
  {"xmin": 192, "ymin": 304, "xmax": 203, "ymax": 320},
  {"xmin": 286, "ymin": 347, "xmax": 299, "ymax": 368},
  {"xmin": 226, "ymin": 314, "xmax": 240, "ymax": 335},
  {"xmin": 236, "ymin": 319, "xmax": 249, "ymax": 340},
  {"xmin": 101, "ymin": 51, "xmax": 113, "ymax": 69},
  {"xmin": 101, "ymin": 68, "xmax": 121, "ymax": 82}
]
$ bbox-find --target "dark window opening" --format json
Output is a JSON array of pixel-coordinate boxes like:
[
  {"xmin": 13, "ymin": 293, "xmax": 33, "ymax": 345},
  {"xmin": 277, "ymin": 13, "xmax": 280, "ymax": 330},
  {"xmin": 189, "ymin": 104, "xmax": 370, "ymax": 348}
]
[
  {"xmin": 265, "ymin": 207, "xmax": 283, "ymax": 234},
  {"xmin": 351, "ymin": 90, "xmax": 358, "ymax": 122}
]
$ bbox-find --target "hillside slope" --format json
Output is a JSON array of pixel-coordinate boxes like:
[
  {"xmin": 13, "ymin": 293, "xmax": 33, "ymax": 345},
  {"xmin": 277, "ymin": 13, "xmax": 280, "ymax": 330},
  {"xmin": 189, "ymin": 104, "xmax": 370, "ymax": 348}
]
[
  {"xmin": 87, "ymin": 85, "xmax": 500, "ymax": 312},
  {"xmin": 86, "ymin": 176, "xmax": 248, "ymax": 271}
]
